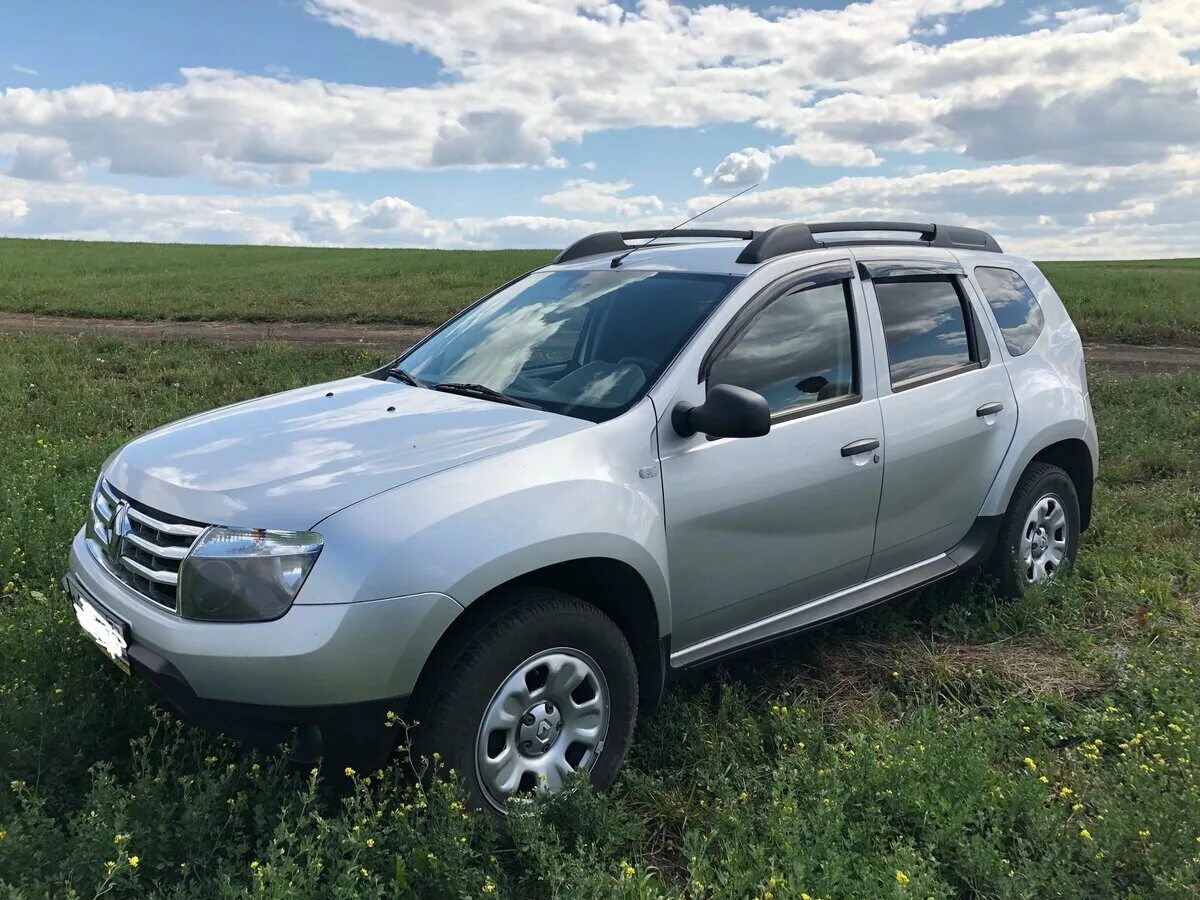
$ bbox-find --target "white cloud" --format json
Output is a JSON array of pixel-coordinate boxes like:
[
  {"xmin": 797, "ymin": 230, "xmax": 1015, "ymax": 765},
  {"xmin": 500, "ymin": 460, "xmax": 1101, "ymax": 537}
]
[
  {"xmin": 9, "ymin": 136, "xmax": 83, "ymax": 182},
  {"xmin": 3, "ymin": 154, "xmax": 1199, "ymax": 257},
  {"xmin": 10, "ymin": 64, "xmax": 38, "ymax": 77},
  {"xmin": 0, "ymin": 0, "xmax": 1194, "ymax": 187},
  {"xmin": 540, "ymin": 179, "xmax": 664, "ymax": 217},
  {"xmin": 699, "ymin": 147, "xmax": 773, "ymax": 187},
  {"xmin": 0, "ymin": 0, "xmax": 1197, "ymax": 256},
  {"xmin": 0, "ymin": 197, "xmax": 28, "ymax": 221}
]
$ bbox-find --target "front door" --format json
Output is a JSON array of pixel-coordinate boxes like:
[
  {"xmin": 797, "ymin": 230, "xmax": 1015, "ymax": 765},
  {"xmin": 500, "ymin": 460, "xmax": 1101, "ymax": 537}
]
[{"xmin": 659, "ymin": 263, "xmax": 885, "ymax": 651}]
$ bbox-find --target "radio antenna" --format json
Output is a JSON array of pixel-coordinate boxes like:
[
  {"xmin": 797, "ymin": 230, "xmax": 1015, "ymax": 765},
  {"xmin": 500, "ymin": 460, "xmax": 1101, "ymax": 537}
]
[{"xmin": 610, "ymin": 182, "xmax": 760, "ymax": 268}]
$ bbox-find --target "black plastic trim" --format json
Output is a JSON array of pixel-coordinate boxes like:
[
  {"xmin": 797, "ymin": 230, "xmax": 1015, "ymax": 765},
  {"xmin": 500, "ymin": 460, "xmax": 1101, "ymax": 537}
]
[
  {"xmin": 112, "ymin": 626, "xmax": 406, "ymax": 768},
  {"xmin": 736, "ymin": 224, "xmax": 820, "ymax": 264},
  {"xmin": 552, "ymin": 231, "xmax": 627, "ymax": 264},
  {"xmin": 736, "ymin": 221, "xmax": 1001, "ymax": 265},
  {"xmin": 670, "ymin": 554, "xmax": 958, "ymax": 668},
  {"xmin": 699, "ymin": 260, "xmax": 854, "ymax": 382},
  {"xmin": 946, "ymin": 515, "xmax": 1003, "ymax": 569},
  {"xmin": 889, "ymin": 361, "xmax": 980, "ymax": 393},
  {"xmin": 860, "ymin": 259, "xmax": 965, "ymax": 279},
  {"xmin": 841, "ymin": 437, "xmax": 880, "ymax": 457},
  {"xmin": 554, "ymin": 229, "xmax": 755, "ymax": 264},
  {"xmin": 768, "ymin": 392, "xmax": 862, "ymax": 427},
  {"xmin": 557, "ymin": 221, "xmax": 1002, "ymax": 268}
]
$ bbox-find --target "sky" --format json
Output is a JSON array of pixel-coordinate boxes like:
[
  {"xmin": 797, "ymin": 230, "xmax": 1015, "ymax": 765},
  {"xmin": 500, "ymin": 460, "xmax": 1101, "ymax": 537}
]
[{"xmin": 1, "ymin": 0, "xmax": 1198, "ymax": 258}]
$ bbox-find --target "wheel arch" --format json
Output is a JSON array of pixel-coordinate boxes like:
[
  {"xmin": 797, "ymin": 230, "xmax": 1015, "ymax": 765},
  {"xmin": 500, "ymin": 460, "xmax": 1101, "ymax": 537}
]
[
  {"xmin": 1028, "ymin": 437, "xmax": 1094, "ymax": 530},
  {"xmin": 409, "ymin": 556, "xmax": 668, "ymax": 724},
  {"xmin": 985, "ymin": 417, "xmax": 1096, "ymax": 528}
]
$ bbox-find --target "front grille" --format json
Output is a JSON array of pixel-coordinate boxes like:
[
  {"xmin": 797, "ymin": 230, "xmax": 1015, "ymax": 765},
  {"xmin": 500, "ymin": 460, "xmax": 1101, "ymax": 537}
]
[{"xmin": 87, "ymin": 481, "xmax": 208, "ymax": 612}]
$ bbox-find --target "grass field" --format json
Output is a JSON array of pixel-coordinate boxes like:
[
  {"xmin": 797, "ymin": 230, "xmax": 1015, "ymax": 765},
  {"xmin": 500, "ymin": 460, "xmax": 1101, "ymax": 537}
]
[
  {"xmin": 1, "ymin": 333, "xmax": 1199, "ymax": 897},
  {"xmin": 1, "ymin": 238, "xmax": 1198, "ymax": 345}
]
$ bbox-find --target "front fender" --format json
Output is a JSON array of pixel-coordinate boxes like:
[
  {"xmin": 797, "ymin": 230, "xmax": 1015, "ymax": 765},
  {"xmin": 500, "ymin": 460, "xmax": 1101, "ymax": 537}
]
[{"xmin": 297, "ymin": 400, "xmax": 670, "ymax": 634}]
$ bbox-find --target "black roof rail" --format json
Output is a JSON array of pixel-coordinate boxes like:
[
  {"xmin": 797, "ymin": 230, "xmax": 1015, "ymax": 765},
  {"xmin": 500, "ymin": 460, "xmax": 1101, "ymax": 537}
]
[
  {"xmin": 553, "ymin": 229, "xmax": 755, "ymax": 264},
  {"xmin": 736, "ymin": 221, "xmax": 1002, "ymax": 264}
]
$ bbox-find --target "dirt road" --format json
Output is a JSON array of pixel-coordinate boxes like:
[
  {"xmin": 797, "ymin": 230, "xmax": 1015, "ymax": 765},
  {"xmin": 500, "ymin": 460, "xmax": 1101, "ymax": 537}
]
[{"xmin": 2, "ymin": 312, "xmax": 1197, "ymax": 371}]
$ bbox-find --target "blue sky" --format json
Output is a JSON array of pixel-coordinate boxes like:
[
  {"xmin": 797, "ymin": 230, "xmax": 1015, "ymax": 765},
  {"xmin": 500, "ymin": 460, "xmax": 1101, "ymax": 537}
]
[{"xmin": 1, "ymin": 0, "xmax": 1198, "ymax": 257}]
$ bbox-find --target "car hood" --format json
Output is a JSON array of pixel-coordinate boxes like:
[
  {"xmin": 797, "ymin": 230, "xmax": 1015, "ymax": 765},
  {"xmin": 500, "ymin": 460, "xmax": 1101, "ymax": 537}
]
[{"xmin": 105, "ymin": 376, "xmax": 589, "ymax": 530}]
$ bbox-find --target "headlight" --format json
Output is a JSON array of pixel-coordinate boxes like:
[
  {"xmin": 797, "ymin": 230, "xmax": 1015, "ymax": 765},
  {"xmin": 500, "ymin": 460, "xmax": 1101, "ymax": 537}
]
[{"xmin": 179, "ymin": 527, "xmax": 323, "ymax": 622}]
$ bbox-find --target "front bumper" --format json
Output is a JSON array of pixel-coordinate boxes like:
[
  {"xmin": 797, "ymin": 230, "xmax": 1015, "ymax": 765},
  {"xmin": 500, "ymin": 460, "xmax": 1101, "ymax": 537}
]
[{"xmin": 66, "ymin": 526, "xmax": 462, "ymax": 711}]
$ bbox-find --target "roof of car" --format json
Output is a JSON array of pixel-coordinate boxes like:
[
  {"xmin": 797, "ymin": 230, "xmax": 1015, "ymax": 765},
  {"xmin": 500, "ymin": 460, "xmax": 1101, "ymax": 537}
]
[{"xmin": 548, "ymin": 222, "xmax": 1006, "ymax": 275}]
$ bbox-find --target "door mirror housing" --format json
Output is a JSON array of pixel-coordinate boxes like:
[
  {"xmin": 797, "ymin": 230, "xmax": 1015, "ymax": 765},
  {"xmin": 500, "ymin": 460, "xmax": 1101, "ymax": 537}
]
[{"xmin": 673, "ymin": 384, "xmax": 771, "ymax": 439}]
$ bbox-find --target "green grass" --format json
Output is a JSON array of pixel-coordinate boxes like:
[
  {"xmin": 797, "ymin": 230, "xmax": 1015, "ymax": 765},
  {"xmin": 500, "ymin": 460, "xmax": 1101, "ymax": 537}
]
[
  {"xmin": 2, "ymin": 335, "xmax": 1200, "ymax": 897},
  {"xmin": 1039, "ymin": 259, "xmax": 1200, "ymax": 346},
  {"xmin": 2, "ymin": 238, "xmax": 1199, "ymax": 344},
  {"xmin": 0, "ymin": 238, "xmax": 554, "ymax": 325}
]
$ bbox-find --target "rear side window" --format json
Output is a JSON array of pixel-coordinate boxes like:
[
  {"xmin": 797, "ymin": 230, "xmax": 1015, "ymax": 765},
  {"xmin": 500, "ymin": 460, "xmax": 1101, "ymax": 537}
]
[
  {"xmin": 874, "ymin": 277, "xmax": 975, "ymax": 387},
  {"xmin": 709, "ymin": 280, "xmax": 857, "ymax": 418},
  {"xmin": 974, "ymin": 266, "xmax": 1045, "ymax": 356}
]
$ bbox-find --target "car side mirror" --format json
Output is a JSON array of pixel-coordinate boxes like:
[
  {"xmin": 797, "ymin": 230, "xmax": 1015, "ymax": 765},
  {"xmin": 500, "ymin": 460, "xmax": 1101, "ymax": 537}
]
[{"xmin": 672, "ymin": 384, "xmax": 771, "ymax": 439}]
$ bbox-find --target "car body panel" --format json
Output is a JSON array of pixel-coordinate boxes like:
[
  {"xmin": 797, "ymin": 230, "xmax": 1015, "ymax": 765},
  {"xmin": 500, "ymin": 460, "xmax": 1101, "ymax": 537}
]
[
  {"xmin": 103, "ymin": 375, "xmax": 587, "ymax": 530},
  {"xmin": 68, "ymin": 528, "xmax": 462, "ymax": 705},
  {"xmin": 655, "ymin": 262, "xmax": 887, "ymax": 647},
  {"xmin": 956, "ymin": 253, "xmax": 1098, "ymax": 517},
  {"xmin": 301, "ymin": 399, "xmax": 670, "ymax": 628},
  {"xmin": 853, "ymin": 248, "xmax": 1020, "ymax": 576}
]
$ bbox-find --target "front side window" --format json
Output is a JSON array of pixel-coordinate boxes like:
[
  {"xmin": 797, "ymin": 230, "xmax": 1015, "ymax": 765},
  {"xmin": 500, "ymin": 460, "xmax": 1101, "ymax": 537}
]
[
  {"xmin": 874, "ymin": 277, "xmax": 975, "ymax": 387},
  {"xmin": 399, "ymin": 269, "xmax": 741, "ymax": 422},
  {"xmin": 709, "ymin": 280, "xmax": 857, "ymax": 417},
  {"xmin": 974, "ymin": 266, "xmax": 1045, "ymax": 356}
]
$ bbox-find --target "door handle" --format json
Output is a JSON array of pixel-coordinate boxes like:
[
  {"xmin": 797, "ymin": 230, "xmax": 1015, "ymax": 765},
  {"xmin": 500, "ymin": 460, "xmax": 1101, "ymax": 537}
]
[
  {"xmin": 976, "ymin": 401, "xmax": 1004, "ymax": 417},
  {"xmin": 841, "ymin": 438, "xmax": 880, "ymax": 457}
]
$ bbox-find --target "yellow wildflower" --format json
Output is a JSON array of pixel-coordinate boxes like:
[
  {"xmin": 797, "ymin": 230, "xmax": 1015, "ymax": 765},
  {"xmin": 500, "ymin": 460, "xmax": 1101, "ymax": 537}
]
[
  {"xmin": 344, "ymin": 766, "xmax": 356, "ymax": 777},
  {"xmin": 895, "ymin": 870, "xmax": 910, "ymax": 885},
  {"xmin": 1080, "ymin": 829, "xmax": 1092, "ymax": 841},
  {"xmin": 1023, "ymin": 757, "xmax": 1037, "ymax": 770},
  {"xmin": 1139, "ymin": 830, "xmax": 1150, "ymax": 839},
  {"xmin": 128, "ymin": 856, "xmax": 140, "ymax": 868}
]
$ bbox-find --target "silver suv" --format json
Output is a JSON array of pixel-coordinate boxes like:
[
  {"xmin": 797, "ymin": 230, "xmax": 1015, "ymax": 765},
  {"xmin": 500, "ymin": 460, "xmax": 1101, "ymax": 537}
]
[{"xmin": 65, "ymin": 221, "xmax": 1097, "ymax": 811}]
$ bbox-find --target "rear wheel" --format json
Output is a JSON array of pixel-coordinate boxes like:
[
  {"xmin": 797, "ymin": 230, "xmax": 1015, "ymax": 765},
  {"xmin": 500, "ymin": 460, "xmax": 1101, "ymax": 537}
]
[
  {"xmin": 990, "ymin": 462, "xmax": 1081, "ymax": 597},
  {"xmin": 410, "ymin": 587, "xmax": 638, "ymax": 813}
]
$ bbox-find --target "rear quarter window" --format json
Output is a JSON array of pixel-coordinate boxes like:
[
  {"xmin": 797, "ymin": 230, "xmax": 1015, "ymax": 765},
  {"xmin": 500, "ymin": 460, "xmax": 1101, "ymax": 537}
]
[{"xmin": 974, "ymin": 266, "xmax": 1045, "ymax": 356}]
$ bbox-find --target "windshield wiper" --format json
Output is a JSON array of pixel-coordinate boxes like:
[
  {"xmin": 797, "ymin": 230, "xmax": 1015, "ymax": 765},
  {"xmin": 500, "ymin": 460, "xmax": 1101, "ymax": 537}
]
[
  {"xmin": 433, "ymin": 382, "xmax": 546, "ymax": 411},
  {"xmin": 383, "ymin": 365, "xmax": 424, "ymax": 388}
]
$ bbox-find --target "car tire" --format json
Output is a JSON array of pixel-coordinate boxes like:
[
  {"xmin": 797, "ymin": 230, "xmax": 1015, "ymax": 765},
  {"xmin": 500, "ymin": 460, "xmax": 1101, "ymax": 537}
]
[
  {"xmin": 409, "ymin": 587, "xmax": 638, "ymax": 813},
  {"xmin": 989, "ymin": 462, "xmax": 1081, "ymax": 597}
]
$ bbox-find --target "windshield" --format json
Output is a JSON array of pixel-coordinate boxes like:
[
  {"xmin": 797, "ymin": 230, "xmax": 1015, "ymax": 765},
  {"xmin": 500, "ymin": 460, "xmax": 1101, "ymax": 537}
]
[{"xmin": 396, "ymin": 269, "xmax": 742, "ymax": 422}]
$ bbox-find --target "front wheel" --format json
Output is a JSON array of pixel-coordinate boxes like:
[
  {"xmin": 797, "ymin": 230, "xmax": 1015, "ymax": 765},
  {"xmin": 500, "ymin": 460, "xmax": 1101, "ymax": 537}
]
[
  {"xmin": 410, "ymin": 587, "xmax": 638, "ymax": 813},
  {"xmin": 989, "ymin": 462, "xmax": 1081, "ymax": 597}
]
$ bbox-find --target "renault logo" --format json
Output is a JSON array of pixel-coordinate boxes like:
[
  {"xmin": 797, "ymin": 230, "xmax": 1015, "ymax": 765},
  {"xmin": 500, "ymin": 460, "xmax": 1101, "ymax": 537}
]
[{"xmin": 107, "ymin": 500, "xmax": 132, "ymax": 558}]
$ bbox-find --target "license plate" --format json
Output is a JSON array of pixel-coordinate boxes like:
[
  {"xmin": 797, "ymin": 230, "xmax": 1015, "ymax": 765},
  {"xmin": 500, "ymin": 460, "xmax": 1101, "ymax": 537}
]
[{"xmin": 70, "ymin": 585, "xmax": 131, "ymax": 676}]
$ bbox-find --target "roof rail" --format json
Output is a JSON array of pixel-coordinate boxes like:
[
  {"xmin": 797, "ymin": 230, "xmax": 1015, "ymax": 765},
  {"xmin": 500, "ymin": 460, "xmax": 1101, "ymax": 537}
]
[
  {"xmin": 737, "ymin": 221, "xmax": 1002, "ymax": 264},
  {"xmin": 553, "ymin": 229, "xmax": 755, "ymax": 264}
]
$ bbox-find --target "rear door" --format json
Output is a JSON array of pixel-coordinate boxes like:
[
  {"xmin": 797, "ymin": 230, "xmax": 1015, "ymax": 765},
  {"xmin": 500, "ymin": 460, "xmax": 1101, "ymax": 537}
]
[{"xmin": 858, "ymin": 257, "xmax": 1017, "ymax": 577}]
